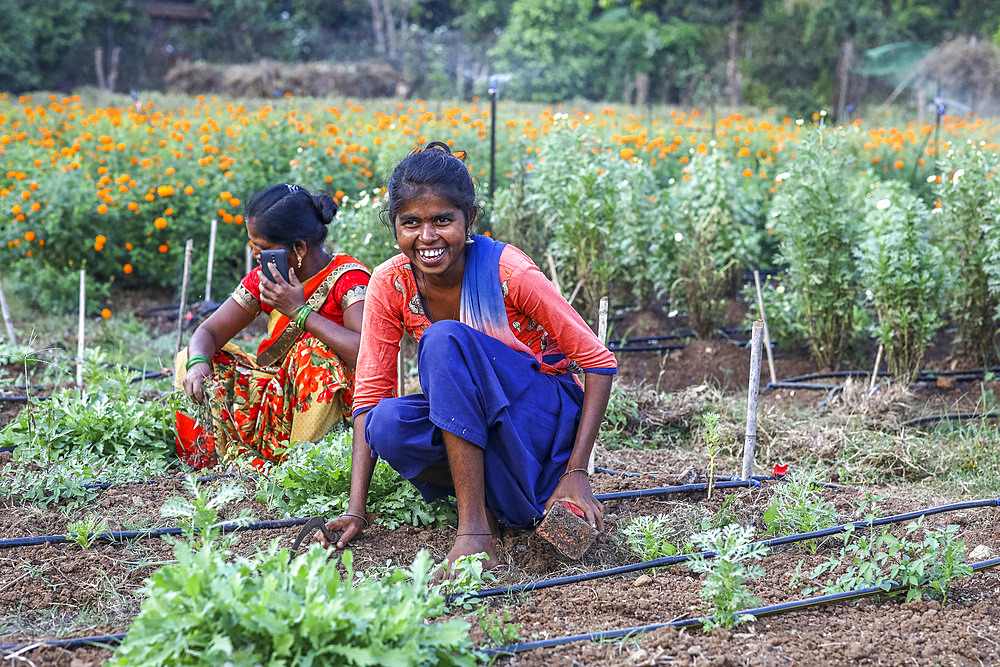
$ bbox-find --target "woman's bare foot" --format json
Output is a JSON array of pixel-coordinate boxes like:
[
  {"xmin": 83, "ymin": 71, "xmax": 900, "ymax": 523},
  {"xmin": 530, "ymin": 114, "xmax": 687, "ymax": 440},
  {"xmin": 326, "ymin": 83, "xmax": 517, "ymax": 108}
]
[{"xmin": 445, "ymin": 533, "xmax": 497, "ymax": 568}]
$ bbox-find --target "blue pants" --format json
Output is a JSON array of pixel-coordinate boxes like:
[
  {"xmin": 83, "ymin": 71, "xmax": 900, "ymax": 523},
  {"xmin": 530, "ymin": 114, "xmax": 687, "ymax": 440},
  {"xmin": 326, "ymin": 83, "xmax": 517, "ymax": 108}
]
[{"xmin": 364, "ymin": 320, "xmax": 584, "ymax": 529}]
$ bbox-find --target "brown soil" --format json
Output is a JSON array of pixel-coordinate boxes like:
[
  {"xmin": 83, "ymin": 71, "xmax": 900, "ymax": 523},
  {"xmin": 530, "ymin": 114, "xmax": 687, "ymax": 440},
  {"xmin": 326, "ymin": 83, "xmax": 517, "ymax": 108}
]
[{"xmin": 2, "ymin": 302, "xmax": 1000, "ymax": 665}]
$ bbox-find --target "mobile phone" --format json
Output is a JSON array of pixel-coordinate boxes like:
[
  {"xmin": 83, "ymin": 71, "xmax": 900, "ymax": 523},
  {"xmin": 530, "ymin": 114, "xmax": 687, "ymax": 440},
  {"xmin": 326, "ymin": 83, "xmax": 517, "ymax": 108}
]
[{"xmin": 260, "ymin": 249, "xmax": 289, "ymax": 282}]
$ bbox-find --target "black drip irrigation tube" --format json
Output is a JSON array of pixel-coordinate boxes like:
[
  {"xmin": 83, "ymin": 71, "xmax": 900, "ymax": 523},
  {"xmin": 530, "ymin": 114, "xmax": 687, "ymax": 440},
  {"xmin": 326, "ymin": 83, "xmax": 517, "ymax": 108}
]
[
  {"xmin": 0, "ymin": 479, "xmax": 760, "ymax": 551},
  {"xmin": 462, "ymin": 497, "xmax": 1000, "ymax": 601},
  {"xmin": 606, "ymin": 328, "xmax": 750, "ymax": 353},
  {"xmin": 901, "ymin": 412, "xmax": 1000, "ymax": 428},
  {"xmin": 79, "ymin": 472, "xmax": 253, "ymax": 491},
  {"xmin": 481, "ymin": 556, "xmax": 1000, "ymax": 657},
  {"xmin": 768, "ymin": 367, "xmax": 1000, "ymax": 393},
  {"xmin": 0, "ymin": 632, "xmax": 127, "ymax": 655},
  {"xmin": 0, "ymin": 516, "xmax": 311, "ymax": 550}
]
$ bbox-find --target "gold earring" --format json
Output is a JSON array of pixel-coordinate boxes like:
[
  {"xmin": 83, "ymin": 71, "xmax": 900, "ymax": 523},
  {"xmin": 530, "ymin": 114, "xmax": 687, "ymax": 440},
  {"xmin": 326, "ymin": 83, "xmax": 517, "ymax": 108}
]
[
  {"xmin": 297, "ymin": 254, "xmax": 303, "ymax": 268},
  {"xmin": 465, "ymin": 232, "xmax": 475, "ymax": 245}
]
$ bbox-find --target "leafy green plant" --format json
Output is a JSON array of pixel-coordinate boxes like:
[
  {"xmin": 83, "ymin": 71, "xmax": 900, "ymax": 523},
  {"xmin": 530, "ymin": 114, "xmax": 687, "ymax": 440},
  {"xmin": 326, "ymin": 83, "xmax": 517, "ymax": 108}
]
[
  {"xmin": 770, "ymin": 127, "xmax": 871, "ymax": 369},
  {"xmin": 856, "ymin": 181, "xmax": 945, "ymax": 385},
  {"xmin": 700, "ymin": 411, "xmax": 722, "ymax": 498},
  {"xmin": 66, "ymin": 515, "xmax": 111, "ymax": 549},
  {"xmin": 600, "ymin": 384, "xmax": 641, "ymax": 448},
  {"xmin": 0, "ymin": 382, "xmax": 177, "ymax": 460},
  {"xmin": 160, "ymin": 475, "xmax": 254, "ymax": 549},
  {"xmin": 490, "ymin": 124, "xmax": 668, "ymax": 320},
  {"xmin": 619, "ymin": 514, "xmax": 686, "ymax": 560},
  {"xmin": 762, "ymin": 470, "xmax": 841, "ymax": 553},
  {"xmin": 0, "ymin": 342, "xmax": 38, "ymax": 367},
  {"xmin": 687, "ymin": 524, "xmax": 767, "ymax": 630},
  {"xmin": 798, "ymin": 520, "xmax": 973, "ymax": 602},
  {"xmin": 477, "ymin": 605, "xmax": 521, "ymax": 649},
  {"xmin": 113, "ymin": 545, "xmax": 474, "ymax": 666},
  {"xmin": 932, "ymin": 143, "xmax": 1000, "ymax": 362},
  {"xmin": 668, "ymin": 150, "xmax": 764, "ymax": 337},
  {"xmin": 0, "ymin": 448, "xmax": 168, "ymax": 509},
  {"xmin": 258, "ymin": 429, "xmax": 456, "ymax": 529},
  {"xmin": 434, "ymin": 553, "xmax": 499, "ymax": 611}
]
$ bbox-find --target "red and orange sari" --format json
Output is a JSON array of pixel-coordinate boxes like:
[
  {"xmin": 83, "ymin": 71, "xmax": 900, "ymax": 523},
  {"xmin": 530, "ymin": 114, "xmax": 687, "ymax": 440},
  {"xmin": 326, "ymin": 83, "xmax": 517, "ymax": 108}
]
[{"xmin": 176, "ymin": 254, "xmax": 369, "ymax": 466}]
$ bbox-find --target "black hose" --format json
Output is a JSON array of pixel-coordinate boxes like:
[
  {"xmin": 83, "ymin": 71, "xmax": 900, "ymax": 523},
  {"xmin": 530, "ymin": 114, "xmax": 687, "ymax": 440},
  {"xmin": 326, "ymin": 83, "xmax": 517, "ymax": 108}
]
[
  {"xmin": 594, "ymin": 478, "xmax": 760, "ymax": 502},
  {"xmin": 0, "ymin": 516, "xmax": 311, "ymax": 550},
  {"xmin": 901, "ymin": 413, "xmax": 1000, "ymax": 428},
  {"xmin": 481, "ymin": 556, "xmax": 1000, "ymax": 656},
  {"xmin": 80, "ymin": 473, "xmax": 251, "ymax": 491},
  {"xmin": 0, "ymin": 632, "xmax": 126, "ymax": 654},
  {"xmin": 464, "ymin": 497, "xmax": 1000, "ymax": 600}
]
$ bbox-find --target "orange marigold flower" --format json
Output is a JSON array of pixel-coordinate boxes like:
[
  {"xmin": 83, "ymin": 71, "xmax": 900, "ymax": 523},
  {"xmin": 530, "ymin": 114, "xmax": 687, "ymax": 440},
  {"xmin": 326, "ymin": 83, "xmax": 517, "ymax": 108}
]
[
  {"xmin": 233, "ymin": 214, "xmax": 244, "ymax": 225},
  {"xmin": 893, "ymin": 160, "xmax": 904, "ymax": 169},
  {"xmin": 101, "ymin": 308, "xmax": 111, "ymax": 319},
  {"xmin": 154, "ymin": 217, "xmax": 167, "ymax": 229},
  {"xmin": 125, "ymin": 242, "xmax": 133, "ymax": 250},
  {"xmin": 24, "ymin": 231, "xmax": 35, "ymax": 241},
  {"xmin": 220, "ymin": 191, "xmax": 232, "ymax": 201},
  {"xmin": 742, "ymin": 168, "xmax": 753, "ymax": 178},
  {"xmin": 128, "ymin": 201, "xmax": 138, "ymax": 211},
  {"xmin": 97, "ymin": 204, "xmax": 108, "ymax": 215},
  {"xmin": 123, "ymin": 263, "xmax": 133, "ymax": 274},
  {"xmin": 157, "ymin": 184, "xmax": 174, "ymax": 197},
  {"xmin": 158, "ymin": 244, "xmax": 169, "ymax": 253},
  {"xmin": 11, "ymin": 205, "xmax": 21, "ymax": 215},
  {"xmin": 619, "ymin": 148, "xmax": 635, "ymax": 160},
  {"xmin": 229, "ymin": 198, "xmax": 241, "ymax": 207}
]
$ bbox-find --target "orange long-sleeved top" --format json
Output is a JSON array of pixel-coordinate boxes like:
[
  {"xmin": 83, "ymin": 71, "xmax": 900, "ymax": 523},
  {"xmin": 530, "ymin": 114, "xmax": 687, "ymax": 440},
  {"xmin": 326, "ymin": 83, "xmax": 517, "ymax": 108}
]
[{"xmin": 352, "ymin": 244, "xmax": 617, "ymax": 417}]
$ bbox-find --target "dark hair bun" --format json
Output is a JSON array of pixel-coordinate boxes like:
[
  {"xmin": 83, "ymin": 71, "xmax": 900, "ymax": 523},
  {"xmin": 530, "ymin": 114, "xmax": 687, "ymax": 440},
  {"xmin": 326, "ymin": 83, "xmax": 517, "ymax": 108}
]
[{"xmin": 312, "ymin": 192, "xmax": 338, "ymax": 225}]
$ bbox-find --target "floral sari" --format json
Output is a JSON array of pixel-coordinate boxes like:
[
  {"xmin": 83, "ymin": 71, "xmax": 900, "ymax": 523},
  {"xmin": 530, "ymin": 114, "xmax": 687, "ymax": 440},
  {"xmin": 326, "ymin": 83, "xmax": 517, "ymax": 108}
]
[{"xmin": 176, "ymin": 254, "xmax": 369, "ymax": 466}]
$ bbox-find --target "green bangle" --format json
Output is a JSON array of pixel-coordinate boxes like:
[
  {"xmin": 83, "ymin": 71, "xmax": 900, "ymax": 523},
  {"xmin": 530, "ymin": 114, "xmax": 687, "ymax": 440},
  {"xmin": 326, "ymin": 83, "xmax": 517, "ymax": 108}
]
[
  {"xmin": 186, "ymin": 354, "xmax": 211, "ymax": 370},
  {"xmin": 295, "ymin": 305, "xmax": 313, "ymax": 330}
]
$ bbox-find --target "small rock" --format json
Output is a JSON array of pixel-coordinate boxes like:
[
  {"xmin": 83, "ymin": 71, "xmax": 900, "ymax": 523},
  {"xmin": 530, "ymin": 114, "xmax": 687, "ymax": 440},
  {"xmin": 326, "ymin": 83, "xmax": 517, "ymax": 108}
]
[
  {"xmin": 677, "ymin": 466, "xmax": 698, "ymax": 485},
  {"xmin": 633, "ymin": 574, "xmax": 652, "ymax": 587},
  {"xmin": 131, "ymin": 495, "xmax": 146, "ymax": 507},
  {"xmin": 516, "ymin": 545, "xmax": 526, "ymax": 552},
  {"xmin": 687, "ymin": 645, "xmax": 702, "ymax": 656},
  {"xmin": 936, "ymin": 376, "xmax": 956, "ymax": 390},
  {"xmin": 970, "ymin": 544, "xmax": 992, "ymax": 560},
  {"xmin": 704, "ymin": 346, "xmax": 714, "ymax": 355}
]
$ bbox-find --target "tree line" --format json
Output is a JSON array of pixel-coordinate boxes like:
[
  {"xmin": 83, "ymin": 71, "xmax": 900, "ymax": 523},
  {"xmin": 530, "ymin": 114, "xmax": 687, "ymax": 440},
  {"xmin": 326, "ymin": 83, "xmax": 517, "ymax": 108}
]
[{"xmin": 2, "ymin": 0, "xmax": 998, "ymax": 114}]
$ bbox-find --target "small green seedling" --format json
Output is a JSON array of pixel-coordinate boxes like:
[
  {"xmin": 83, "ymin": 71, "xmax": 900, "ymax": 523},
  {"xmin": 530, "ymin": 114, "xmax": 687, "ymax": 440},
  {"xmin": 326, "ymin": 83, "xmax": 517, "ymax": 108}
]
[
  {"xmin": 762, "ymin": 469, "xmax": 840, "ymax": 553},
  {"xmin": 700, "ymin": 412, "xmax": 722, "ymax": 498},
  {"xmin": 436, "ymin": 552, "xmax": 498, "ymax": 610},
  {"xmin": 478, "ymin": 605, "xmax": 521, "ymax": 648},
  {"xmin": 688, "ymin": 524, "xmax": 767, "ymax": 630},
  {"xmin": 619, "ymin": 515, "xmax": 686, "ymax": 560},
  {"xmin": 160, "ymin": 475, "xmax": 253, "ymax": 548},
  {"xmin": 66, "ymin": 515, "xmax": 110, "ymax": 549}
]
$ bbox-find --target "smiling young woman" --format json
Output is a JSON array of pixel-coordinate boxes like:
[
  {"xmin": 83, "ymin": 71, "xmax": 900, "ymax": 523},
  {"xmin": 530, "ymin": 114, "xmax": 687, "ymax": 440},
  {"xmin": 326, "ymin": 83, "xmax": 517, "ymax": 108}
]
[{"xmin": 314, "ymin": 142, "xmax": 617, "ymax": 568}]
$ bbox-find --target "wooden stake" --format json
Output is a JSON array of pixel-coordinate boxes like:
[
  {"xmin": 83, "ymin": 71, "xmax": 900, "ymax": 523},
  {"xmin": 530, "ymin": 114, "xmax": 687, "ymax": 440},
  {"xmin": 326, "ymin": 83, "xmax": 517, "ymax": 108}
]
[
  {"xmin": 397, "ymin": 347, "xmax": 405, "ymax": 397},
  {"xmin": 869, "ymin": 343, "xmax": 883, "ymax": 392},
  {"xmin": 245, "ymin": 242, "xmax": 253, "ymax": 276},
  {"xmin": 545, "ymin": 254, "xmax": 562, "ymax": 295},
  {"xmin": 741, "ymin": 320, "xmax": 764, "ymax": 481},
  {"xmin": 176, "ymin": 240, "xmax": 194, "ymax": 356},
  {"xmin": 77, "ymin": 270, "xmax": 86, "ymax": 388},
  {"xmin": 566, "ymin": 280, "xmax": 584, "ymax": 307},
  {"xmin": 0, "ymin": 280, "xmax": 17, "ymax": 345},
  {"xmin": 753, "ymin": 270, "xmax": 777, "ymax": 386},
  {"xmin": 588, "ymin": 296, "xmax": 610, "ymax": 475},
  {"xmin": 205, "ymin": 218, "xmax": 217, "ymax": 303}
]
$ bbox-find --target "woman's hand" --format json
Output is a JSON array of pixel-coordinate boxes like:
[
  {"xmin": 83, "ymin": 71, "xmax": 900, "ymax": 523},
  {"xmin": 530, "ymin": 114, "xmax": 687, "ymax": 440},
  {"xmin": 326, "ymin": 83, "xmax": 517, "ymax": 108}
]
[
  {"xmin": 313, "ymin": 514, "xmax": 366, "ymax": 549},
  {"xmin": 544, "ymin": 470, "xmax": 605, "ymax": 532},
  {"xmin": 183, "ymin": 362, "xmax": 211, "ymax": 403},
  {"xmin": 259, "ymin": 263, "xmax": 306, "ymax": 318}
]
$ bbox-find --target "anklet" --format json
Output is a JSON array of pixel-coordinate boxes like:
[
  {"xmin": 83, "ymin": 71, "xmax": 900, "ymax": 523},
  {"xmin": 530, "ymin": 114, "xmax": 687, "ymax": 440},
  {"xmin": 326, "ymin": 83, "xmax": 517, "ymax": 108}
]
[{"xmin": 456, "ymin": 532, "xmax": 493, "ymax": 537}]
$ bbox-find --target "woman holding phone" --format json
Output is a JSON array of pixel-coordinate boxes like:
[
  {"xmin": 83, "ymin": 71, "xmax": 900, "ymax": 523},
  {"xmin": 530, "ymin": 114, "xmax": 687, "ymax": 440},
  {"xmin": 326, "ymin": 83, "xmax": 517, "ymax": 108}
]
[{"xmin": 177, "ymin": 184, "xmax": 370, "ymax": 464}]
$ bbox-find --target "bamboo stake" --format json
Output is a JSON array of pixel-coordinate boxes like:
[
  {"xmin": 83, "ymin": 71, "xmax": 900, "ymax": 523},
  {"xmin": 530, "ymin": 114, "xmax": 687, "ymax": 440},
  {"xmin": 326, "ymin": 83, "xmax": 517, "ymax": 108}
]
[
  {"xmin": 397, "ymin": 348, "xmax": 405, "ymax": 397},
  {"xmin": 204, "ymin": 218, "xmax": 217, "ymax": 303},
  {"xmin": 587, "ymin": 296, "xmax": 610, "ymax": 475},
  {"xmin": 869, "ymin": 343, "xmax": 883, "ymax": 392},
  {"xmin": 245, "ymin": 242, "xmax": 253, "ymax": 276},
  {"xmin": 752, "ymin": 270, "xmax": 777, "ymax": 386},
  {"xmin": 76, "ymin": 270, "xmax": 86, "ymax": 388},
  {"xmin": 176, "ymin": 240, "xmax": 194, "ymax": 357},
  {"xmin": 741, "ymin": 320, "xmax": 764, "ymax": 481},
  {"xmin": 545, "ymin": 254, "xmax": 562, "ymax": 295},
  {"xmin": 0, "ymin": 280, "xmax": 16, "ymax": 345}
]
